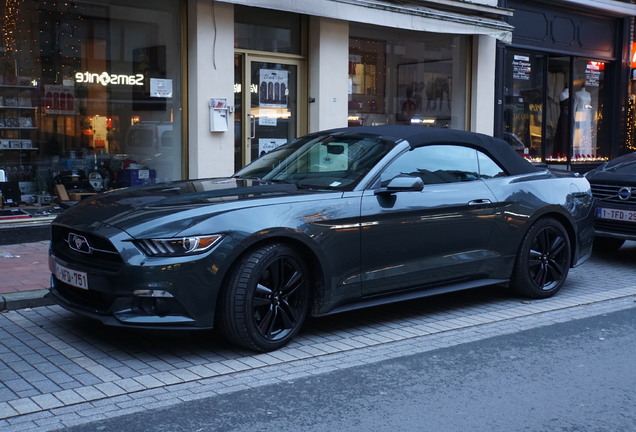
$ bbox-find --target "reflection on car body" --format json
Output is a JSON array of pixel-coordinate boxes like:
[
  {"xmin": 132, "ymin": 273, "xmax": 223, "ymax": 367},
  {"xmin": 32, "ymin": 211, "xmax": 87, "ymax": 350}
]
[{"xmin": 48, "ymin": 126, "xmax": 595, "ymax": 352}]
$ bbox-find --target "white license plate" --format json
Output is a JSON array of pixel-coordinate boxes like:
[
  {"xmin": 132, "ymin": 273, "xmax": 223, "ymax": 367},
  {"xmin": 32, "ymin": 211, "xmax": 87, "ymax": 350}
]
[
  {"xmin": 596, "ymin": 207, "xmax": 636, "ymax": 223},
  {"xmin": 56, "ymin": 263, "xmax": 89, "ymax": 290}
]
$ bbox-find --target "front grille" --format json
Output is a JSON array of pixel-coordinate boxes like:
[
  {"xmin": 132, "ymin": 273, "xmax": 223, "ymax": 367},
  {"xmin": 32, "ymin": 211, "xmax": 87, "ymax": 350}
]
[
  {"xmin": 51, "ymin": 225, "xmax": 123, "ymax": 271},
  {"xmin": 52, "ymin": 281, "xmax": 117, "ymax": 314},
  {"xmin": 590, "ymin": 183, "xmax": 636, "ymax": 206},
  {"xmin": 594, "ymin": 219, "xmax": 636, "ymax": 237}
]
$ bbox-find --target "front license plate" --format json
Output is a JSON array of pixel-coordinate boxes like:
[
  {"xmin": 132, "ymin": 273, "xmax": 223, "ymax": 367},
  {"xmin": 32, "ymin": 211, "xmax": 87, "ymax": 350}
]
[
  {"xmin": 596, "ymin": 207, "xmax": 636, "ymax": 223},
  {"xmin": 56, "ymin": 263, "xmax": 89, "ymax": 290}
]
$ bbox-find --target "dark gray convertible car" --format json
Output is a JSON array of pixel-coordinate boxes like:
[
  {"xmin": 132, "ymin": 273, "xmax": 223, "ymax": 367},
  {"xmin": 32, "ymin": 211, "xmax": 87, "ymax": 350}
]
[{"xmin": 48, "ymin": 126, "xmax": 595, "ymax": 351}]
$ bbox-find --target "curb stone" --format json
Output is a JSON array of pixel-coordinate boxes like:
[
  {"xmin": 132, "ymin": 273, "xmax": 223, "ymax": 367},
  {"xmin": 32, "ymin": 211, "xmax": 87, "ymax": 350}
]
[{"xmin": 0, "ymin": 289, "xmax": 53, "ymax": 311}]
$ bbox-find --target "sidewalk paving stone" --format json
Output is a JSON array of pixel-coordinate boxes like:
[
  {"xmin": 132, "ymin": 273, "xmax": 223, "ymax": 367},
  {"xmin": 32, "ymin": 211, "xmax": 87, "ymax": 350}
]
[{"xmin": 0, "ymin": 241, "xmax": 634, "ymax": 431}]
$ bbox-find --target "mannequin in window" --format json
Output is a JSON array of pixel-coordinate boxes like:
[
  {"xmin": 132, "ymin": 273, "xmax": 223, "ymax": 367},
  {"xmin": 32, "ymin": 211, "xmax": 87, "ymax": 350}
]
[
  {"xmin": 553, "ymin": 85, "xmax": 569, "ymax": 156},
  {"xmin": 401, "ymin": 84, "xmax": 418, "ymax": 122},
  {"xmin": 573, "ymin": 84, "xmax": 592, "ymax": 156}
]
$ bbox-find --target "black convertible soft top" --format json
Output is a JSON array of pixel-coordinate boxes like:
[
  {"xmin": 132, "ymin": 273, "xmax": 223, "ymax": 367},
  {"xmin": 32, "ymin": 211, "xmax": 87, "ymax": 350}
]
[{"xmin": 326, "ymin": 125, "xmax": 542, "ymax": 176}]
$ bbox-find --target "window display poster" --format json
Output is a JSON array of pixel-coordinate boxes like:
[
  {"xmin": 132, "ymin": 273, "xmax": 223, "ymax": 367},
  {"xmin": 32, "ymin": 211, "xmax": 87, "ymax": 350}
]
[
  {"xmin": 150, "ymin": 78, "xmax": 173, "ymax": 98},
  {"xmin": 44, "ymin": 85, "xmax": 77, "ymax": 115},
  {"xmin": 258, "ymin": 109, "xmax": 278, "ymax": 127},
  {"xmin": 585, "ymin": 63, "xmax": 602, "ymax": 87},
  {"xmin": 512, "ymin": 55, "xmax": 531, "ymax": 81},
  {"xmin": 259, "ymin": 69, "xmax": 288, "ymax": 108},
  {"xmin": 397, "ymin": 61, "xmax": 452, "ymax": 120},
  {"xmin": 258, "ymin": 138, "xmax": 286, "ymax": 157}
]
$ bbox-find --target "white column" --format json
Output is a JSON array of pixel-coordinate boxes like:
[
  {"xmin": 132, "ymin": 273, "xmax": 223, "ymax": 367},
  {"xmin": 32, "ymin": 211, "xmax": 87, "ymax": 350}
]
[
  {"xmin": 470, "ymin": 35, "xmax": 497, "ymax": 135},
  {"xmin": 308, "ymin": 17, "xmax": 349, "ymax": 132},
  {"xmin": 187, "ymin": 0, "xmax": 235, "ymax": 179}
]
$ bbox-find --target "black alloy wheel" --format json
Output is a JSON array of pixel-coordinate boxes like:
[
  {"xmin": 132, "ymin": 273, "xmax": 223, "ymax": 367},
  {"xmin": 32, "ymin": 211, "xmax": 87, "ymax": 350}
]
[
  {"xmin": 218, "ymin": 243, "xmax": 310, "ymax": 352},
  {"xmin": 511, "ymin": 218, "xmax": 571, "ymax": 299}
]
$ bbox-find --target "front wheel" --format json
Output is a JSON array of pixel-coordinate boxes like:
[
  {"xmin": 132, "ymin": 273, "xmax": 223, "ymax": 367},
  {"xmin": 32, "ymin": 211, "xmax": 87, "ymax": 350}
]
[
  {"xmin": 218, "ymin": 243, "xmax": 310, "ymax": 352},
  {"xmin": 511, "ymin": 218, "xmax": 571, "ymax": 299}
]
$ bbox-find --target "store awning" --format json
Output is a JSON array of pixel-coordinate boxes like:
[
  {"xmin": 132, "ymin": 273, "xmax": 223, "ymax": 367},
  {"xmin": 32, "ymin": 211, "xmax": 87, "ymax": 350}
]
[{"xmin": 222, "ymin": 0, "xmax": 515, "ymax": 43}]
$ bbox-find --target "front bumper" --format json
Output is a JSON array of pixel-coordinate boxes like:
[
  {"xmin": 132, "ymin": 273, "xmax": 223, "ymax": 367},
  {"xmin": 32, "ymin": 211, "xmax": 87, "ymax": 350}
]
[
  {"xmin": 49, "ymin": 270, "xmax": 205, "ymax": 329},
  {"xmin": 47, "ymin": 232, "xmax": 229, "ymax": 330}
]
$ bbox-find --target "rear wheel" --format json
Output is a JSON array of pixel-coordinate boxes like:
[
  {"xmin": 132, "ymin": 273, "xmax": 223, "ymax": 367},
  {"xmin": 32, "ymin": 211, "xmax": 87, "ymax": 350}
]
[
  {"xmin": 511, "ymin": 218, "xmax": 571, "ymax": 299},
  {"xmin": 218, "ymin": 243, "xmax": 310, "ymax": 352},
  {"xmin": 593, "ymin": 237, "xmax": 625, "ymax": 252}
]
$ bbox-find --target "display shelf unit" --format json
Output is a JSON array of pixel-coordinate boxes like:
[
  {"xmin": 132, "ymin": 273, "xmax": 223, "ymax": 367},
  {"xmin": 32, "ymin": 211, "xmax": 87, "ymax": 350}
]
[{"xmin": 0, "ymin": 84, "xmax": 39, "ymax": 183}]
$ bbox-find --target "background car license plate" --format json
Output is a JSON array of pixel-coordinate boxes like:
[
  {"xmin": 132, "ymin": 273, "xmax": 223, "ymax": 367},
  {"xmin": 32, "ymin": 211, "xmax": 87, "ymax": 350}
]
[
  {"xmin": 56, "ymin": 263, "xmax": 89, "ymax": 290},
  {"xmin": 596, "ymin": 207, "xmax": 636, "ymax": 223}
]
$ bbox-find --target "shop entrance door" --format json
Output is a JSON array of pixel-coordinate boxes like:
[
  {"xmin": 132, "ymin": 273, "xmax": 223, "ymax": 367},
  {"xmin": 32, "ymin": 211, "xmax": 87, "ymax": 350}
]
[{"xmin": 234, "ymin": 54, "xmax": 304, "ymax": 171}]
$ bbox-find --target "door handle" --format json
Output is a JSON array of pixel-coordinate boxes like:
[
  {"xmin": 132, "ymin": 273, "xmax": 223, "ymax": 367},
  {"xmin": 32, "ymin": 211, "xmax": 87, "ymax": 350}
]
[
  {"xmin": 469, "ymin": 199, "xmax": 492, "ymax": 205},
  {"xmin": 248, "ymin": 114, "xmax": 256, "ymax": 140}
]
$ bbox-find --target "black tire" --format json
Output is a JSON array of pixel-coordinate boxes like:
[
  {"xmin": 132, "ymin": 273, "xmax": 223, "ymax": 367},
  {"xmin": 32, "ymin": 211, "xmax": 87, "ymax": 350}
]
[
  {"xmin": 593, "ymin": 237, "xmax": 625, "ymax": 252},
  {"xmin": 511, "ymin": 218, "xmax": 571, "ymax": 299},
  {"xmin": 218, "ymin": 243, "xmax": 310, "ymax": 352}
]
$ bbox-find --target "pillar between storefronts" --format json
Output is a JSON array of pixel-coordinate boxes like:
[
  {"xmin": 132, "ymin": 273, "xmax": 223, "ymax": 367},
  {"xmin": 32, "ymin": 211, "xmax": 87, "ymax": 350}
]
[
  {"xmin": 471, "ymin": 35, "xmax": 497, "ymax": 136},
  {"xmin": 187, "ymin": 0, "xmax": 235, "ymax": 179},
  {"xmin": 308, "ymin": 17, "xmax": 349, "ymax": 132}
]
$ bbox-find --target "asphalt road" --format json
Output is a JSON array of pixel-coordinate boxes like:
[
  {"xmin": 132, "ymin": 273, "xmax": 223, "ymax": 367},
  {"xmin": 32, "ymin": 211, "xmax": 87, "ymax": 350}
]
[{"xmin": 58, "ymin": 306, "xmax": 636, "ymax": 432}]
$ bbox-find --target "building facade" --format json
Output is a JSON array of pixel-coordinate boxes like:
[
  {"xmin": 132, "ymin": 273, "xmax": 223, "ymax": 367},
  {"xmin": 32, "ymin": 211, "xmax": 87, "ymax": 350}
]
[
  {"xmin": 191, "ymin": 0, "xmax": 513, "ymax": 177},
  {"xmin": 0, "ymin": 0, "xmax": 511, "ymax": 208},
  {"xmin": 1, "ymin": 0, "xmax": 635, "ymax": 241},
  {"xmin": 496, "ymin": 0, "xmax": 636, "ymax": 172}
]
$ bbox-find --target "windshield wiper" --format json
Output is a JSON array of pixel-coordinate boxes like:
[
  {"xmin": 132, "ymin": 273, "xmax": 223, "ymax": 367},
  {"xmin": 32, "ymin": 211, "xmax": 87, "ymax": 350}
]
[
  {"xmin": 233, "ymin": 174, "xmax": 261, "ymax": 180},
  {"xmin": 294, "ymin": 183, "xmax": 314, "ymax": 189}
]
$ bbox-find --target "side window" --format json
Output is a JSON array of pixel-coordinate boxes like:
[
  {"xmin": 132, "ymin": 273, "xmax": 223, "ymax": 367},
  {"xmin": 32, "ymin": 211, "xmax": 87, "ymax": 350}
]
[
  {"xmin": 380, "ymin": 145, "xmax": 479, "ymax": 186},
  {"xmin": 477, "ymin": 151, "xmax": 506, "ymax": 178}
]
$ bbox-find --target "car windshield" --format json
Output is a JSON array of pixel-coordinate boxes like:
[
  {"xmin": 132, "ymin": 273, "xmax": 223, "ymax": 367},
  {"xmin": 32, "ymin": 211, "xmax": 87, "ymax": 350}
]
[{"xmin": 234, "ymin": 133, "xmax": 395, "ymax": 190}]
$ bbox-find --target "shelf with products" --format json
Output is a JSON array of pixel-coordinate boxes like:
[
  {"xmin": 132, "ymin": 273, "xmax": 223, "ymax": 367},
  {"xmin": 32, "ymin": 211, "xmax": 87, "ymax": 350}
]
[
  {"xmin": 0, "ymin": 122, "xmax": 37, "ymax": 130},
  {"xmin": 0, "ymin": 85, "xmax": 38, "ymax": 130},
  {"xmin": 0, "ymin": 146, "xmax": 39, "ymax": 150},
  {"xmin": 0, "ymin": 83, "xmax": 41, "ymax": 191}
]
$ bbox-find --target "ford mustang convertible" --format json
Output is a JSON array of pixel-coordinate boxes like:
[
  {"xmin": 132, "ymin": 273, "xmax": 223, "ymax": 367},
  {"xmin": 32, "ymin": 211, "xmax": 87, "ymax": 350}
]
[{"xmin": 48, "ymin": 126, "xmax": 595, "ymax": 351}]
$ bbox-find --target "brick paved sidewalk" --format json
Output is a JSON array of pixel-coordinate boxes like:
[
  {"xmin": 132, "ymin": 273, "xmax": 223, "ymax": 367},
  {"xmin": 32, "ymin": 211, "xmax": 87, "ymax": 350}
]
[
  {"xmin": 0, "ymin": 241, "xmax": 50, "ymax": 295},
  {"xmin": 0, "ymin": 241, "xmax": 51, "ymax": 310},
  {"xmin": 0, "ymin": 241, "xmax": 633, "ymax": 430}
]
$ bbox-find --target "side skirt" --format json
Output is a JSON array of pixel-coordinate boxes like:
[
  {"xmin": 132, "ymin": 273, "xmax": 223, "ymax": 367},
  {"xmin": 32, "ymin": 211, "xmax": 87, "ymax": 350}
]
[{"xmin": 321, "ymin": 278, "xmax": 509, "ymax": 316}]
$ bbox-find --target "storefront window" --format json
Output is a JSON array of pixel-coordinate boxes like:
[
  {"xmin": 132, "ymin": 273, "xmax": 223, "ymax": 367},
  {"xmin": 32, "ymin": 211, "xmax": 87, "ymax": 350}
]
[
  {"xmin": 546, "ymin": 56, "xmax": 570, "ymax": 160},
  {"xmin": 0, "ymin": 0, "xmax": 182, "ymax": 207},
  {"xmin": 570, "ymin": 58, "xmax": 608, "ymax": 163},
  {"xmin": 504, "ymin": 50, "xmax": 610, "ymax": 167},
  {"xmin": 503, "ymin": 51, "xmax": 545, "ymax": 162},
  {"xmin": 348, "ymin": 26, "xmax": 469, "ymax": 130}
]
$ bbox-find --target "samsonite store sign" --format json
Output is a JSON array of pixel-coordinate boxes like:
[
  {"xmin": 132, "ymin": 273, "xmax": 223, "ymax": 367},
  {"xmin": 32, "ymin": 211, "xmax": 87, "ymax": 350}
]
[{"xmin": 75, "ymin": 71, "xmax": 145, "ymax": 87}]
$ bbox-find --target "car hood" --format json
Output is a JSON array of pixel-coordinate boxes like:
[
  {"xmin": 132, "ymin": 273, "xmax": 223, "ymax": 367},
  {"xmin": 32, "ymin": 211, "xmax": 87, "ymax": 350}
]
[
  {"xmin": 54, "ymin": 178, "xmax": 330, "ymax": 237},
  {"xmin": 585, "ymin": 152, "xmax": 636, "ymax": 184}
]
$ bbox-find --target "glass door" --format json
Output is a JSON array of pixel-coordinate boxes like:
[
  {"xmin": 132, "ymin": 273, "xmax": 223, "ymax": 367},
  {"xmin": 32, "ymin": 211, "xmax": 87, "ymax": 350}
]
[
  {"xmin": 571, "ymin": 58, "xmax": 608, "ymax": 164},
  {"xmin": 503, "ymin": 50, "xmax": 546, "ymax": 163},
  {"xmin": 546, "ymin": 56, "xmax": 571, "ymax": 162},
  {"xmin": 234, "ymin": 54, "xmax": 302, "ymax": 171}
]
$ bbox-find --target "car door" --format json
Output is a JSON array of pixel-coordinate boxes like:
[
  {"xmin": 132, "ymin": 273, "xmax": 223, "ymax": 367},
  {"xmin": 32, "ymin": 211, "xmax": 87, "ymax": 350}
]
[{"xmin": 360, "ymin": 144, "xmax": 498, "ymax": 297}]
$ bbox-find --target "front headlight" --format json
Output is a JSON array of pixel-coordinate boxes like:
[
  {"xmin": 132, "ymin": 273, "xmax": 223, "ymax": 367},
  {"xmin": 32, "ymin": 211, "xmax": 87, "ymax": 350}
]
[{"xmin": 134, "ymin": 235, "xmax": 223, "ymax": 257}]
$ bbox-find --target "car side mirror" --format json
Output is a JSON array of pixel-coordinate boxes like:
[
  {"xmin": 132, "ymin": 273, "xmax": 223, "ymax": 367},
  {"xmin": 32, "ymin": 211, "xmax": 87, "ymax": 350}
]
[{"xmin": 375, "ymin": 175, "xmax": 424, "ymax": 195}]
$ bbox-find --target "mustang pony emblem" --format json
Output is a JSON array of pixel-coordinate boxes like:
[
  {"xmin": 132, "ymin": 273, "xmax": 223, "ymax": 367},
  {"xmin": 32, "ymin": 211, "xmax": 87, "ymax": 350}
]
[{"xmin": 68, "ymin": 233, "xmax": 91, "ymax": 254}]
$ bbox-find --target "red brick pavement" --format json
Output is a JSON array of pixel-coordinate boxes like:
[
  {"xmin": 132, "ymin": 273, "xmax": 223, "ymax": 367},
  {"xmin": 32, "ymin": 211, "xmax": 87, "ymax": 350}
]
[{"xmin": 0, "ymin": 241, "xmax": 50, "ymax": 294}]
